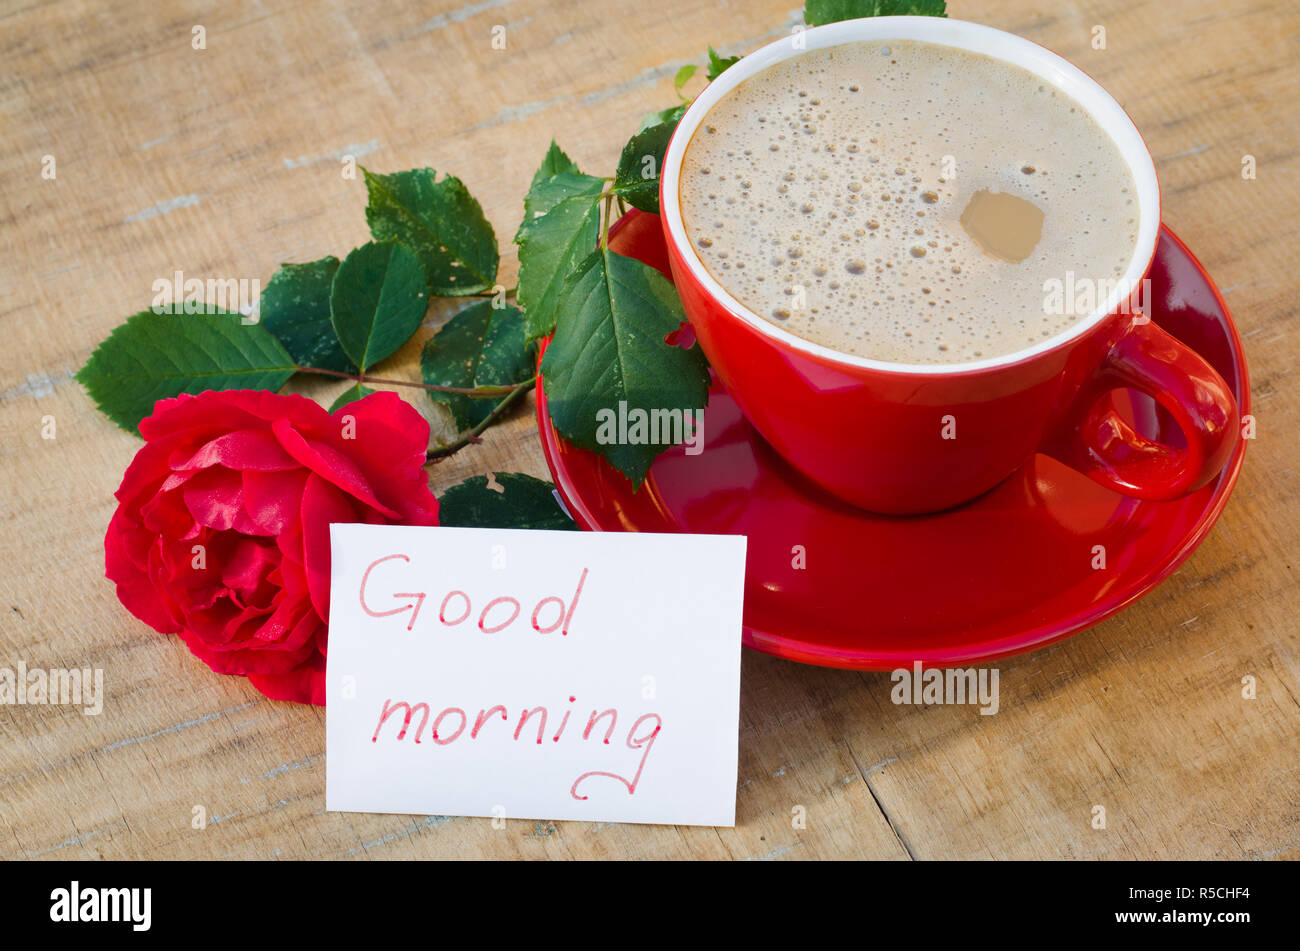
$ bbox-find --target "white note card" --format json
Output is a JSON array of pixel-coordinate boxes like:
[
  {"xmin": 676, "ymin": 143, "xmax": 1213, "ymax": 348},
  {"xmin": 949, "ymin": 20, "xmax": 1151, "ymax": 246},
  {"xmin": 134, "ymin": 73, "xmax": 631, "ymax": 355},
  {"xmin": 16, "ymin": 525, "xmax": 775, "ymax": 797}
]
[{"xmin": 326, "ymin": 524, "xmax": 747, "ymax": 827}]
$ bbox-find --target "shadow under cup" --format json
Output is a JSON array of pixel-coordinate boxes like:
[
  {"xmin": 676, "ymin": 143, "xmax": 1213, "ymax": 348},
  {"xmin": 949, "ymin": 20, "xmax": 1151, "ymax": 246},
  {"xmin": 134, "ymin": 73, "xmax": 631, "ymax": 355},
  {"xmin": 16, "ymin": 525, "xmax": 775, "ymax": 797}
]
[{"xmin": 658, "ymin": 16, "xmax": 1238, "ymax": 515}]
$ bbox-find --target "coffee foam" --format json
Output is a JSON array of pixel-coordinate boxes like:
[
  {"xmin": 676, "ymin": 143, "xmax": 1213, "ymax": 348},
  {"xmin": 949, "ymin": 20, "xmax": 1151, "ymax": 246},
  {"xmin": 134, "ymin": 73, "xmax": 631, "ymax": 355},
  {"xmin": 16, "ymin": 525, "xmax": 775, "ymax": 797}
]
[{"xmin": 678, "ymin": 39, "xmax": 1140, "ymax": 364}]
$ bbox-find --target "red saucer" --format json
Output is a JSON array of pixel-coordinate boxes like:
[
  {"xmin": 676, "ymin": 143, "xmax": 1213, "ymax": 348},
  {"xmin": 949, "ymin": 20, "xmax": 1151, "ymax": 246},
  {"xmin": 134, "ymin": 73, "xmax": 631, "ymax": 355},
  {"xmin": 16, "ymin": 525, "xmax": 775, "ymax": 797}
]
[{"xmin": 535, "ymin": 211, "xmax": 1250, "ymax": 668}]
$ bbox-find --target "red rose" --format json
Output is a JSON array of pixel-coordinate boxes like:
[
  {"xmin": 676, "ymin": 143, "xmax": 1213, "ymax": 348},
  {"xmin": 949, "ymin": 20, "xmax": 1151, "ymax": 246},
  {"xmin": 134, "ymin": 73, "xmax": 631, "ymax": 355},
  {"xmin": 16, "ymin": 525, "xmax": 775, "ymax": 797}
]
[{"xmin": 105, "ymin": 389, "xmax": 438, "ymax": 704}]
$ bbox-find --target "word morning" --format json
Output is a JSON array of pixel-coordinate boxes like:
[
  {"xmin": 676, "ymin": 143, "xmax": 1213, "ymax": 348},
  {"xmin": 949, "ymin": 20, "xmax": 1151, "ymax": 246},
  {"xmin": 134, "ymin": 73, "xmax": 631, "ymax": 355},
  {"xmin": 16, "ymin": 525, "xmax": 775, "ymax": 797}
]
[{"xmin": 372, "ymin": 695, "xmax": 662, "ymax": 801}]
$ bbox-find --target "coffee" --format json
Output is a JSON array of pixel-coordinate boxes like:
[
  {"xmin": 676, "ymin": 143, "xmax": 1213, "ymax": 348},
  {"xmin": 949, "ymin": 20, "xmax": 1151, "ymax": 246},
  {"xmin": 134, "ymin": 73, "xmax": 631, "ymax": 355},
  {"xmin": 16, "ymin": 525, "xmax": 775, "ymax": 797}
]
[{"xmin": 678, "ymin": 39, "xmax": 1140, "ymax": 364}]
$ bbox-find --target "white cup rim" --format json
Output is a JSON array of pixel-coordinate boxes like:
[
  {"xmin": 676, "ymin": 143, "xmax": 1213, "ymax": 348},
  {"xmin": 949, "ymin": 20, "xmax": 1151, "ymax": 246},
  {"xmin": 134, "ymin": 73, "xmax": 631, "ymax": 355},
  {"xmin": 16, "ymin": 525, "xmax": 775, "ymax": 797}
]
[{"xmin": 659, "ymin": 16, "xmax": 1162, "ymax": 376}]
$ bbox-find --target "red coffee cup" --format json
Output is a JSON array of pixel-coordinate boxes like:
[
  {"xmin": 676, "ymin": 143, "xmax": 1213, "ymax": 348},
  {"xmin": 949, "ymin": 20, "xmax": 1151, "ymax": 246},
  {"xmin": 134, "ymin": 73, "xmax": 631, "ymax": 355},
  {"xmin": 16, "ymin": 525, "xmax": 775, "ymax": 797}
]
[{"xmin": 659, "ymin": 16, "xmax": 1238, "ymax": 514}]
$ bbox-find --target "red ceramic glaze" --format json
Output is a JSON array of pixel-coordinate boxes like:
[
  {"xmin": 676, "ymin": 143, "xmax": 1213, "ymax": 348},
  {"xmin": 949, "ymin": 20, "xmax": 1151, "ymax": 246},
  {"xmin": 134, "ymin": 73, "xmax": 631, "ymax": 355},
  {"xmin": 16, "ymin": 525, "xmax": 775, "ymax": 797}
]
[
  {"xmin": 535, "ymin": 212, "xmax": 1249, "ymax": 668},
  {"xmin": 655, "ymin": 16, "xmax": 1239, "ymax": 514}
]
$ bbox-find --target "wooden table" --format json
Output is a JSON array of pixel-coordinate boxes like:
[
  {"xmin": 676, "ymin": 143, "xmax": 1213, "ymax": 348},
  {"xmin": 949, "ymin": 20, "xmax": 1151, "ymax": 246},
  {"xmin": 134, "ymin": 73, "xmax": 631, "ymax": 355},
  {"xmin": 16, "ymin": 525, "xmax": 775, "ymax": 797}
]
[{"xmin": 1, "ymin": 0, "xmax": 1295, "ymax": 860}]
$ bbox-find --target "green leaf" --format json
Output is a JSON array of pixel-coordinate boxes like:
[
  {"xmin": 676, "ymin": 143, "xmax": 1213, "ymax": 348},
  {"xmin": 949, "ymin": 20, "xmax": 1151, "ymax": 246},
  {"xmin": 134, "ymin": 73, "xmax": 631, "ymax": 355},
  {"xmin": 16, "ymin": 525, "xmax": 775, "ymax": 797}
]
[
  {"xmin": 439, "ymin": 473, "xmax": 578, "ymax": 531},
  {"xmin": 76, "ymin": 306, "xmax": 296, "ymax": 433},
  {"xmin": 516, "ymin": 185, "xmax": 604, "ymax": 340},
  {"xmin": 804, "ymin": 0, "xmax": 946, "ymax": 26},
  {"xmin": 529, "ymin": 140, "xmax": 581, "ymax": 189},
  {"xmin": 420, "ymin": 301, "xmax": 534, "ymax": 430},
  {"xmin": 638, "ymin": 103, "xmax": 686, "ymax": 133},
  {"xmin": 674, "ymin": 63, "xmax": 698, "ymax": 96},
  {"xmin": 259, "ymin": 256, "xmax": 356, "ymax": 373},
  {"xmin": 706, "ymin": 46, "xmax": 740, "ymax": 81},
  {"xmin": 515, "ymin": 143, "xmax": 605, "ymax": 340},
  {"xmin": 518, "ymin": 172, "xmax": 604, "ymax": 239},
  {"xmin": 329, "ymin": 382, "xmax": 375, "ymax": 412},
  {"xmin": 541, "ymin": 248, "xmax": 710, "ymax": 486},
  {"xmin": 329, "ymin": 240, "xmax": 428, "ymax": 371},
  {"xmin": 362, "ymin": 167, "xmax": 499, "ymax": 296},
  {"xmin": 612, "ymin": 119, "xmax": 679, "ymax": 214}
]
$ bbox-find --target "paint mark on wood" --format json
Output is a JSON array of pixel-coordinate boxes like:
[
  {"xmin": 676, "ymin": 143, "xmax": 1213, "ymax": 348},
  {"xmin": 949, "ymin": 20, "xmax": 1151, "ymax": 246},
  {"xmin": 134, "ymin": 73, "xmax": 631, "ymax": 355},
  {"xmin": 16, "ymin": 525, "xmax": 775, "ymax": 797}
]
[
  {"xmin": 417, "ymin": 0, "xmax": 517, "ymax": 33},
  {"xmin": 1160, "ymin": 144, "xmax": 1211, "ymax": 161},
  {"xmin": 745, "ymin": 841, "xmax": 804, "ymax": 861},
  {"xmin": 232, "ymin": 714, "xmax": 273, "ymax": 731},
  {"xmin": 256, "ymin": 753, "xmax": 324, "ymax": 780},
  {"xmin": 1254, "ymin": 839, "xmax": 1300, "ymax": 860},
  {"xmin": 523, "ymin": 821, "xmax": 558, "ymax": 838},
  {"xmin": 31, "ymin": 826, "xmax": 111, "ymax": 857},
  {"xmin": 347, "ymin": 815, "xmax": 451, "ymax": 855},
  {"xmin": 124, "ymin": 194, "xmax": 203, "ymax": 223},
  {"xmin": 284, "ymin": 139, "xmax": 381, "ymax": 169},
  {"xmin": 210, "ymin": 800, "xmax": 286, "ymax": 826},
  {"xmin": 0, "ymin": 370, "xmax": 72, "ymax": 401},
  {"xmin": 39, "ymin": 264, "xmax": 83, "ymax": 278},
  {"xmin": 99, "ymin": 701, "xmax": 259, "ymax": 753}
]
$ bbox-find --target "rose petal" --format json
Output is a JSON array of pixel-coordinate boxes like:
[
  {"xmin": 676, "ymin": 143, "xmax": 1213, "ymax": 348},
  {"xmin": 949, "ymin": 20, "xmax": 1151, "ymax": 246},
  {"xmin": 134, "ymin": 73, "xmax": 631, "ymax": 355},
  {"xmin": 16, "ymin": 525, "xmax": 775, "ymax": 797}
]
[
  {"xmin": 299, "ymin": 473, "xmax": 357, "ymax": 622},
  {"xmin": 242, "ymin": 469, "xmax": 307, "ymax": 535},
  {"xmin": 267, "ymin": 606, "xmax": 321, "ymax": 655},
  {"xmin": 170, "ymin": 428, "xmax": 301, "ymax": 474},
  {"xmin": 142, "ymin": 390, "xmax": 328, "ymax": 442},
  {"xmin": 140, "ymin": 488, "xmax": 198, "ymax": 540},
  {"xmin": 105, "ymin": 509, "xmax": 178, "ymax": 633},
  {"xmin": 177, "ymin": 622, "xmax": 314, "ymax": 675},
  {"xmin": 181, "ymin": 468, "xmax": 244, "ymax": 532},
  {"xmin": 221, "ymin": 538, "xmax": 281, "ymax": 608},
  {"xmin": 113, "ymin": 431, "xmax": 195, "ymax": 510},
  {"xmin": 331, "ymin": 391, "xmax": 440, "ymax": 525},
  {"xmin": 248, "ymin": 649, "xmax": 326, "ymax": 705},
  {"xmin": 271, "ymin": 418, "xmax": 400, "ymax": 519}
]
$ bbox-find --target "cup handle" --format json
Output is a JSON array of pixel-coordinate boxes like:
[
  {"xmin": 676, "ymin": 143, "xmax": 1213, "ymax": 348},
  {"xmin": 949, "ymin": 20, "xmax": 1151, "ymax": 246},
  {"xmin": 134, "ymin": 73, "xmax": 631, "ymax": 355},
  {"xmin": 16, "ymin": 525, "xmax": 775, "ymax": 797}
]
[{"xmin": 1041, "ymin": 320, "xmax": 1239, "ymax": 499}]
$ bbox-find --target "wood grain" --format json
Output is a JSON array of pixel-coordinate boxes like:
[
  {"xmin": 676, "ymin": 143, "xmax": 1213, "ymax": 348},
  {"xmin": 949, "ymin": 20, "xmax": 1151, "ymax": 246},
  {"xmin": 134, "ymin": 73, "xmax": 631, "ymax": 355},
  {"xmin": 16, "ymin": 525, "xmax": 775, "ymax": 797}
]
[{"xmin": 0, "ymin": 0, "xmax": 1296, "ymax": 860}]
